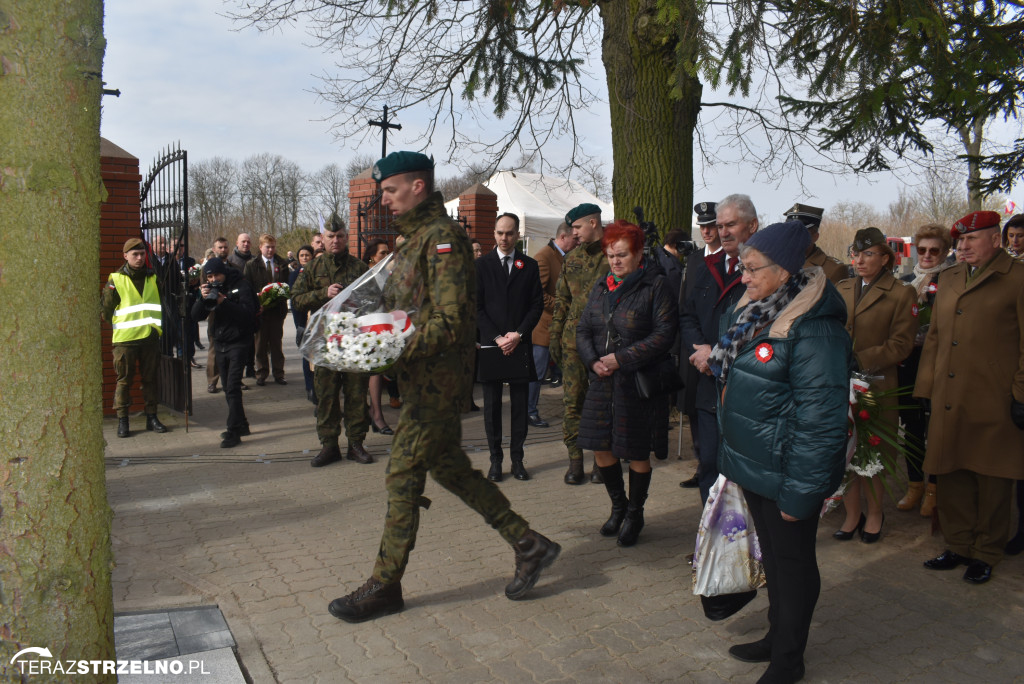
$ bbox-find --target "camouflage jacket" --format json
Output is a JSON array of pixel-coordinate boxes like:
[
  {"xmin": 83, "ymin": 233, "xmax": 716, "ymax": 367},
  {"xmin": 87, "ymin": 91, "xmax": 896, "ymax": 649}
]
[
  {"xmin": 549, "ymin": 239, "xmax": 606, "ymax": 354},
  {"xmin": 383, "ymin": 191, "xmax": 476, "ymax": 420},
  {"xmin": 290, "ymin": 251, "xmax": 369, "ymax": 315}
]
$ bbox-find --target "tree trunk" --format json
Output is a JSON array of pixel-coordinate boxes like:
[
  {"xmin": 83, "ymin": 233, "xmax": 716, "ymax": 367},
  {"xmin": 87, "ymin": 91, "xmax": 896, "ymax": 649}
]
[
  {"xmin": 958, "ymin": 118, "xmax": 985, "ymax": 212},
  {"xmin": 599, "ymin": 0, "xmax": 702, "ymax": 233},
  {"xmin": 0, "ymin": 1, "xmax": 115, "ymax": 679}
]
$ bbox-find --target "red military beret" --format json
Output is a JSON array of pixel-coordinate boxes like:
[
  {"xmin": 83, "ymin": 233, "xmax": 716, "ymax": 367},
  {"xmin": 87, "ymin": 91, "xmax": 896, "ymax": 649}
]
[{"xmin": 951, "ymin": 211, "xmax": 1001, "ymax": 240}]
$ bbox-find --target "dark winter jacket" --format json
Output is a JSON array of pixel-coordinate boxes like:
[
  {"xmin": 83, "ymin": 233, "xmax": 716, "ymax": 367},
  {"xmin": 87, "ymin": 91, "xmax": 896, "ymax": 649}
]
[
  {"xmin": 576, "ymin": 260, "xmax": 678, "ymax": 459},
  {"xmin": 717, "ymin": 269, "xmax": 852, "ymax": 520},
  {"xmin": 191, "ymin": 270, "xmax": 258, "ymax": 348}
]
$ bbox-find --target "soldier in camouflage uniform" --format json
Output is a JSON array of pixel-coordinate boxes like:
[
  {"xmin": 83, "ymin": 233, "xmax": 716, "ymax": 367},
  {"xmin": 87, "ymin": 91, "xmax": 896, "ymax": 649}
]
[
  {"xmin": 327, "ymin": 151, "xmax": 560, "ymax": 624},
  {"xmin": 549, "ymin": 204, "xmax": 607, "ymax": 485},
  {"xmin": 291, "ymin": 215, "xmax": 373, "ymax": 467}
]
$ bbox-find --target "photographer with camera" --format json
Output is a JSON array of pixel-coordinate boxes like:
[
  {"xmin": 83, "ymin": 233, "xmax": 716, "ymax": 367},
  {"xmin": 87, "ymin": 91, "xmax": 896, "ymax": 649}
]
[{"xmin": 192, "ymin": 257, "xmax": 259, "ymax": 448}]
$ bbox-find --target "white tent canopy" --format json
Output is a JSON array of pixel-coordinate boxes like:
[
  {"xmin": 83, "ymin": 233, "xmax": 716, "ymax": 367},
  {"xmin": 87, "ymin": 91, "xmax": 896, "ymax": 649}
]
[{"xmin": 446, "ymin": 171, "xmax": 614, "ymax": 244}]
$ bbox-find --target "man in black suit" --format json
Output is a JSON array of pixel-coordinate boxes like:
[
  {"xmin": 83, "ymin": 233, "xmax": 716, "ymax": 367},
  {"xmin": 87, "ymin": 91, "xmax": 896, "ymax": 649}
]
[
  {"xmin": 477, "ymin": 213, "xmax": 544, "ymax": 482},
  {"xmin": 679, "ymin": 194, "xmax": 758, "ymax": 504}
]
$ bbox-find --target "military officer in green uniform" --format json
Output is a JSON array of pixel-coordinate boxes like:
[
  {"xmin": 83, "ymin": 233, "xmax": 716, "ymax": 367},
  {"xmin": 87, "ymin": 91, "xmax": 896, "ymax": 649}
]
[
  {"xmin": 291, "ymin": 215, "xmax": 374, "ymax": 467},
  {"xmin": 101, "ymin": 237, "xmax": 169, "ymax": 438},
  {"xmin": 786, "ymin": 203, "xmax": 849, "ymax": 285},
  {"xmin": 327, "ymin": 151, "xmax": 560, "ymax": 623},
  {"xmin": 549, "ymin": 203, "xmax": 606, "ymax": 485}
]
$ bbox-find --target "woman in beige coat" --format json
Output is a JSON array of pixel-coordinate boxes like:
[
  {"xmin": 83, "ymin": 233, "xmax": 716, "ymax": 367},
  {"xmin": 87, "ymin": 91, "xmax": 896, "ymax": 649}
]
[{"xmin": 834, "ymin": 227, "xmax": 917, "ymax": 543}]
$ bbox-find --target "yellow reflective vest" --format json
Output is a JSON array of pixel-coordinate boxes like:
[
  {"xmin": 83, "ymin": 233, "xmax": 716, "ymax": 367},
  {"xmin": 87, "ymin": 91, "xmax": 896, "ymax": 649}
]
[{"xmin": 110, "ymin": 272, "xmax": 162, "ymax": 343}]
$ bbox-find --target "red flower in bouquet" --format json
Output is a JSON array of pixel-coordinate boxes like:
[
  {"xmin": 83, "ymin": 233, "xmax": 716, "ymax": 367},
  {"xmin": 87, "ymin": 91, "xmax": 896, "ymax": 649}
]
[
  {"xmin": 858, "ymin": 409, "xmax": 870, "ymax": 421},
  {"xmin": 867, "ymin": 434, "xmax": 882, "ymax": 446}
]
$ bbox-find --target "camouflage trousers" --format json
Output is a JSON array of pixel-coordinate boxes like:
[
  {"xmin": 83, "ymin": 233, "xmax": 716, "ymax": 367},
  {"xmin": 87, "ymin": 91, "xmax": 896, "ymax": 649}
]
[
  {"xmin": 560, "ymin": 346, "xmax": 589, "ymax": 462},
  {"xmin": 314, "ymin": 366, "xmax": 369, "ymax": 446},
  {"xmin": 113, "ymin": 338, "xmax": 160, "ymax": 417},
  {"xmin": 372, "ymin": 411, "xmax": 529, "ymax": 584}
]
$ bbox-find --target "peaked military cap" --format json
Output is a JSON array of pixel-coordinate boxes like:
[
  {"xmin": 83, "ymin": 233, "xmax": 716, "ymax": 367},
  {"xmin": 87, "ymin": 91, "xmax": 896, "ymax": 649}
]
[
  {"xmin": 950, "ymin": 210, "xmax": 1001, "ymax": 240},
  {"xmin": 784, "ymin": 202, "xmax": 824, "ymax": 229},
  {"xmin": 123, "ymin": 237, "xmax": 146, "ymax": 253},
  {"xmin": 694, "ymin": 202, "xmax": 717, "ymax": 226},
  {"xmin": 565, "ymin": 203, "xmax": 601, "ymax": 225},
  {"xmin": 372, "ymin": 151, "xmax": 435, "ymax": 182}
]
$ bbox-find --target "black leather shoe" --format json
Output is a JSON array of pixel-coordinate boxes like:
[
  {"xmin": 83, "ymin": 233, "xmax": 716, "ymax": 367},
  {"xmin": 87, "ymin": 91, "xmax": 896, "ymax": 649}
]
[
  {"xmin": 274, "ymin": 378, "xmax": 287, "ymax": 385},
  {"xmin": 256, "ymin": 378, "xmax": 266, "ymax": 386},
  {"xmin": 860, "ymin": 514, "xmax": 885, "ymax": 544},
  {"xmin": 145, "ymin": 414, "xmax": 168, "ymax": 433},
  {"xmin": 488, "ymin": 462, "xmax": 503, "ymax": 482},
  {"xmin": 729, "ymin": 639, "xmax": 772, "ymax": 663},
  {"xmin": 220, "ymin": 431, "xmax": 241, "ymax": 448},
  {"xmin": 347, "ymin": 443, "xmax": 374, "ymax": 464},
  {"xmin": 505, "ymin": 530, "xmax": 560, "ymax": 600},
  {"xmin": 371, "ymin": 422, "xmax": 394, "ymax": 436},
  {"xmin": 963, "ymin": 560, "xmax": 993, "ymax": 584},
  {"xmin": 527, "ymin": 414, "xmax": 549, "ymax": 428},
  {"xmin": 207, "ymin": 384, "xmax": 219, "ymax": 394},
  {"xmin": 563, "ymin": 460, "xmax": 585, "ymax": 485},
  {"xmin": 117, "ymin": 417, "xmax": 130, "ymax": 438},
  {"xmin": 220, "ymin": 426, "xmax": 250, "ymax": 439},
  {"xmin": 511, "ymin": 462, "xmax": 530, "ymax": 481},
  {"xmin": 189, "ymin": 359, "xmax": 202, "ymax": 369},
  {"xmin": 241, "ymin": 383, "xmax": 250, "ymax": 391},
  {"xmin": 833, "ymin": 513, "xmax": 865, "ymax": 541},
  {"xmin": 680, "ymin": 473, "xmax": 699, "ymax": 488},
  {"xmin": 329, "ymin": 578, "xmax": 404, "ymax": 623},
  {"xmin": 923, "ymin": 550, "xmax": 971, "ymax": 570},
  {"xmin": 311, "ymin": 445, "xmax": 342, "ymax": 467}
]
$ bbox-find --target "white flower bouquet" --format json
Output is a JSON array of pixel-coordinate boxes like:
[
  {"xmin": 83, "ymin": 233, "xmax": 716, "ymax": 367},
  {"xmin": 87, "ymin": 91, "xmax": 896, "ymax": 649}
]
[
  {"xmin": 188, "ymin": 263, "xmax": 203, "ymax": 285},
  {"xmin": 259, "ymin": 282, "xmax": 290, "ymax": 308},
  {"xmin": 299, "ymin": 254, "xmax": 418, "ymax": 373}
]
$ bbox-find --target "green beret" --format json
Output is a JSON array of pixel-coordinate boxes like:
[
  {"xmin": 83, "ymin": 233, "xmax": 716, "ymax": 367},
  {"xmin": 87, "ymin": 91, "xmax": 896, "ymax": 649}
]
[
  {"xmin": 327, "ymin": 212, "xmax": 346, "ymax": 234},
  {"xmin": 565, "ymin": 203, "xmax": 601, "ymax": 225},
  {"xmin": 123, "ymin": 237, "xmax": 146, "ymax": 253},
  {"xmin": 372, "ymin": 151, "xmax": 434, "ymax": 182}
]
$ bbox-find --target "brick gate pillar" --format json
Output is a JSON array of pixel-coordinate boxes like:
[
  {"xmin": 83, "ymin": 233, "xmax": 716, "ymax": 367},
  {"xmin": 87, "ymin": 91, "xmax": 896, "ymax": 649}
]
[
  {"xmin": 457, "ymin": 183, "xmax": 498, "ymax": 251},
  {"xmin": 347, "ymin": 166, "xmax": 379, "ymax": 259},
  {"xmin": 99, "ymin": 138, "xmax": 143, "ymax": 415}
]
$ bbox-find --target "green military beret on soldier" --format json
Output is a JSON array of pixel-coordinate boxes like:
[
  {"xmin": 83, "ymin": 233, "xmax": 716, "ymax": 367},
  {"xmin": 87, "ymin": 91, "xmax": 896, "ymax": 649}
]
[
  {"xmin": 565, "ymin": 203, "xmax": 601, "ymax": 225},
  {"xmin": 951, "ymin": 210, "xmax": 1001, "ymax": 240},
  {"xmin": 326, "ymin": 212, "xmax": 346, "ymax": 234},
  {"xmin": 124, "ymin": 237, "xmax": 146, "ymax": 253},
  {"xmin": 371, "ymin": 151, "xmax": 435, "ymax": 182},
  {"xmin": 785, "ymin": 203, "xmax": 824, "ymax": 230}
]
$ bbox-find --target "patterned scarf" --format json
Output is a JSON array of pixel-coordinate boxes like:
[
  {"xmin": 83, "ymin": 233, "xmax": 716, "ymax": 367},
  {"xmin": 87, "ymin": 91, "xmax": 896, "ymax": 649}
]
[
  {"xmin": 910, "ymin": 261, "xmax": 945, "ymax": 303},
  {"xmin": 708, "ymin": 269, "xmax": 811, "ymax": 382}
]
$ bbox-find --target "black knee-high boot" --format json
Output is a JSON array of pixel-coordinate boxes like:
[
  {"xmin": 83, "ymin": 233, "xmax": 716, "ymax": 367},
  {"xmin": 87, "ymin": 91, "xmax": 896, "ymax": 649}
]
[
  {"xmin": 618, "ymin": 468, "xmax": 652, "ymax": 547},
  {"xmin": 599, "ymin": 463, "xmax": 627, "ymax": 537}
]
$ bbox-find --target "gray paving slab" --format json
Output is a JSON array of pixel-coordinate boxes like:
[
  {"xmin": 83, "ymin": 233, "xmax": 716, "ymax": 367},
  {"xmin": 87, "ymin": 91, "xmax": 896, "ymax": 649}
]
[{"xmin": 105, "ymin": 316, "xmax": 1024, "ymax": 683}]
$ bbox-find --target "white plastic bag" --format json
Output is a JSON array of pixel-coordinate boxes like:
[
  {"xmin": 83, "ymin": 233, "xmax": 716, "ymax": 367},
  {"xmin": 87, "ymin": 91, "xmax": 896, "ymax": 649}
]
[{"xmin": 692, "ymin": 475, "xmax": 766, "ymax": 597}]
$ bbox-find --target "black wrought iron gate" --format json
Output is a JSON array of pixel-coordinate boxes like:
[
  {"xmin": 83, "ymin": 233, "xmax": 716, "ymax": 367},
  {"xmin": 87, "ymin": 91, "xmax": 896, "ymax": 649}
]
[{"xmin": 140, "ymin": 143, "xmax": 192, "ymax": 415}]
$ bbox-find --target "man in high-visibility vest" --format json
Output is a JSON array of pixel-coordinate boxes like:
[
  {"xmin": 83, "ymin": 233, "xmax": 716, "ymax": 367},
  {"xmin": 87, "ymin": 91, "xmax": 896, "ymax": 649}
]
[{"xmin": 101, "ymin": 237, "xmax": 169, "ymax": 438}]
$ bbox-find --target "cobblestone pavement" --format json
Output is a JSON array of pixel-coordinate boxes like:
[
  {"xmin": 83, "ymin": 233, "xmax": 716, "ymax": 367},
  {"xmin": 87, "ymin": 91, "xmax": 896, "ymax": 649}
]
[{"xmin": 105, "ymin": 321, "xmax": 1024, "ymax": 683}]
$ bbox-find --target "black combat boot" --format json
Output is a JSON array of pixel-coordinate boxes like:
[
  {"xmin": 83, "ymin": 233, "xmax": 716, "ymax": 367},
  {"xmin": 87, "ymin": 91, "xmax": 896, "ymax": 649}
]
[
  {"xmin": 311, "ymin": 444, "xmax": 342, "ymax": 467},
  {"xmin": 328, "ymin": 578, "xmax": 404, "ymax": 623},
  {"xmin": 117, "ymin": 417, "xmax": 130, "ymax": 438},
  {"xmin": 599, "ymin": 463, "xmax": 628, "ymax": 537},
  {"xmin": 505, "ymin": 530, "xmax": 561, "ymax": 600},
  {"xmin": 618, "ymin": 469, "xmax": 652, "ymax": 547},
  {"xmin": 145, "ymin": 414, "xmax": 168, "ymax": 433},
  {"xmin": 563, "ymin": 457, "xmax": 585, "ymax": 485}
]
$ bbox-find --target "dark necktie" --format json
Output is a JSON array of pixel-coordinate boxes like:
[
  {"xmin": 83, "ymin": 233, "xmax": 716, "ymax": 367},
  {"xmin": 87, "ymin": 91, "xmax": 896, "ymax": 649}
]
[{"xmin": 502, "ymin": 255, "xmax": 511, "ymax": 275}]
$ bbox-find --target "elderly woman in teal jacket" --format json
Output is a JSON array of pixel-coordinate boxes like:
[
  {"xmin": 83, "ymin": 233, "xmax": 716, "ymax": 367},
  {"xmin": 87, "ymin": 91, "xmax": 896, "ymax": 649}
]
[{"xmin": 708, "ymin": 221, "xmax": 851, "ymax": 684}]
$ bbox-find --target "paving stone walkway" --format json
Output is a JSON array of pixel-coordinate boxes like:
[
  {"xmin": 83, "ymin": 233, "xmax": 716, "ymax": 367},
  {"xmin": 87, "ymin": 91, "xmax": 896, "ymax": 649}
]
[{"xmin": 105, "ymin": 320, "xmax": 1024, "ymax": 682}]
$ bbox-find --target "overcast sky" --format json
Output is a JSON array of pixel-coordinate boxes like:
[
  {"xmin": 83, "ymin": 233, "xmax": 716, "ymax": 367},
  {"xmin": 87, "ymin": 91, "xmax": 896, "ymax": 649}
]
[{"xmin": 101, "ymin": 0, "xmax": 1019, "ymax": 227}]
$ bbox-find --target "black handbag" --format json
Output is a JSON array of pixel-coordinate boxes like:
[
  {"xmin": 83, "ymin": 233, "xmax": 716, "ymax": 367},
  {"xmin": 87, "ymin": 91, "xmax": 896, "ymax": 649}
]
[{"xmin": 633, "ymin": 355, "xmax": 685, "ymax": 400}]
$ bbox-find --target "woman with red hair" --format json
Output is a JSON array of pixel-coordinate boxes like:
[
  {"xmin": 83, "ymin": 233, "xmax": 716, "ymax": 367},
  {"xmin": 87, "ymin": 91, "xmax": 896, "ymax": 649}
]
[{"xmin": 576, "ymin": 220, "xmax": 678, "ymax": 546}]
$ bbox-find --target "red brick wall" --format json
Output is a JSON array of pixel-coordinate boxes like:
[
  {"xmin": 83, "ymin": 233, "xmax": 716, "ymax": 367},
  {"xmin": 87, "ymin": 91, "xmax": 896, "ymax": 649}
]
[
  {"xmin": 348, "ymin": 169, "xmax": 380, "ymax": 258},
  {"xmin": 99, "ymin": 139, "xmax": 143, "ymax": 415}
]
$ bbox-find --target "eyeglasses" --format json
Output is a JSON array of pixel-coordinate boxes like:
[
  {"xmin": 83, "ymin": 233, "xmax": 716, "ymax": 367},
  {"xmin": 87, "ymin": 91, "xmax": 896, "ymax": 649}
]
[
  {"xmin": 848, "ymin": 247, "xmax": 883, "ymax": 258},
  {"xmin": 917, "ymin": 246, "xmax": 942, "ymax": 256},
  {"xmin": 736, "ymin": 262, "xmax": 773, "ymax": 275}
]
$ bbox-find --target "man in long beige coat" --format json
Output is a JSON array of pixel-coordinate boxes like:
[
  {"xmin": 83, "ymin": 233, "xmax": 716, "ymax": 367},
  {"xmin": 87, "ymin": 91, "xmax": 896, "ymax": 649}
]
[
  {"xmin": 528, "ymin": 222, "xmax": 574, "ymax": 427},
  {"xmin": 916, "ymin": 210, "xmax": 1024, "ymax": 584}
]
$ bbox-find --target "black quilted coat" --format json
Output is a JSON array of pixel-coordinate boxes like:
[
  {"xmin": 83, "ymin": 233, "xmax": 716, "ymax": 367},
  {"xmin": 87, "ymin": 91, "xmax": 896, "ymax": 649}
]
[{"xmin": 576, "ymin": 260, "xmax": 679, "ymax": 459}]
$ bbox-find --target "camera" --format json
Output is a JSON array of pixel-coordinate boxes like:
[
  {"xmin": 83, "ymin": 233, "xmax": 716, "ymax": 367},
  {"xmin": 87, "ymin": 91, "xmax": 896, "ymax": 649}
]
[
  {"xmin": 674, "ymin": 239, "xmax": 699, "ymax": 256},
  {"xmin": 633, "ymin": 206, "xmax": 699, "ymax": 257},
  {"xmin": 203, "ymin": 281, "xmax": 222, "ymax": 309}
]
